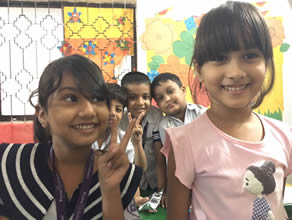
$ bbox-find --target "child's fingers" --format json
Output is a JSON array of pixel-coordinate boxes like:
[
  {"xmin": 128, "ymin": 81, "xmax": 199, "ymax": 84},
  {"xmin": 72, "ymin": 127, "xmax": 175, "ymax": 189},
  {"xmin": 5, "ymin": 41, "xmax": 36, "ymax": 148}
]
[
  {"xmin": 136, "ymin": 112, "xmax": 145, "ymax": 126},
  {"xmin": 128, "ymin": 112, "xmax": 133, "ymax": 122},
  {"xmin": 95, "ymin": 144, "xmax": 120, "ymax": 167},
  {"xmin": 109, "ymin": 119, "xmax": 118, "ymax": 148},
  {"xmin": 120, "ymin": 117, "xmax": 136, "ymax": 148}
]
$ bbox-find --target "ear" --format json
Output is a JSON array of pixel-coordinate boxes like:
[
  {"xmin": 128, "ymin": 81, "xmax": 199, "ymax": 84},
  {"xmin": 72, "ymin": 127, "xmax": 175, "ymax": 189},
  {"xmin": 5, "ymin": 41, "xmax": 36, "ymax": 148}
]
[
  {"xmin": 195, "ymin": 63, "xmax": 204, "ymax": 83},
  {"xmin": 181, "ymin": 86, "xmax": 186, "ymax": 95},
  {"xmin": 35, "ymin": 104, "xmax": 48, "ymax": 128}
]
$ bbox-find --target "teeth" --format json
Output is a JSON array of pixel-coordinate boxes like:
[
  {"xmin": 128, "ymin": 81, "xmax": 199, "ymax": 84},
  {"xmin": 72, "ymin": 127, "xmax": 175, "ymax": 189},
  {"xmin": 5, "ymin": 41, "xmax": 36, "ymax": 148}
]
[
  {"xmin": 74, "ymin": 124, "xmax": 95, "ymax": 129},
  {"xmin": 224, "ymin": 85, "xmax": 246, "ymax": 91}
]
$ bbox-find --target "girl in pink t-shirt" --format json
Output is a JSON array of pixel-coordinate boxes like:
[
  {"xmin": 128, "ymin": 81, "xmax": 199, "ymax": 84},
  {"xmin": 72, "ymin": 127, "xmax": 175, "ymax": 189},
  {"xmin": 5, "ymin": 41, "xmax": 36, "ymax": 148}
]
[{"xmin": 163, "ymin": 1, "xmax": 292, "ymax": 220}]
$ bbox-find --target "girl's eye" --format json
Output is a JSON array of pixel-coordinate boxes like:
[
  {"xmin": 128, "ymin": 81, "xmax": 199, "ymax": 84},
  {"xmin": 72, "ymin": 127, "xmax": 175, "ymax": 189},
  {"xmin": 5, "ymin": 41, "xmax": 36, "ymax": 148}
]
[
  {"xmin": 92, "ymin": 96, "xmax": 105, "ymax": 102},
  {"xmin": 243, "ymin": 53, "xmax": 258, "ymax": 60},
  {"xmin": 65, "ymin": 95, "xmax": 78, "ymax": 102},
  {"xmin": 213, "ymin": 55, "xmax": 227, "ymax": 62}
]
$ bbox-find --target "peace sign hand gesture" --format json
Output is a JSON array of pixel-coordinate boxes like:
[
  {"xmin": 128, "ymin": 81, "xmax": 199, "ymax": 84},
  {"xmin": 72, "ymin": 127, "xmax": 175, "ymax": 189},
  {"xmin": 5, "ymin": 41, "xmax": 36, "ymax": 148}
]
[
  {"xmin": 129, "ymin": 112, "xmax": 144, "ymax": 145},
  {"xmin": 94, "ymin": 117, "xmax": 136, "ymax": 193}
]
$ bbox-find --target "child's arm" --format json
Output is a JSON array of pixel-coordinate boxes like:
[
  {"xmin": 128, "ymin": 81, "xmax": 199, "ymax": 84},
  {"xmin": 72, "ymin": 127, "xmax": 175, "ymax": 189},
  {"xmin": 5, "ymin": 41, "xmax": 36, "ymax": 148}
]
[
  {"xmin": 167, "ymin": 146, "xmax": 191, "ymax": 220},
  {"xmin": 96, "ymin": 118, "xmax": 137, "ymax": 220},
  {"xmin": 134, "ymin": 187, "xmax": 149, "ymax": 206},
  {"xmin": 153, "ymin": 141, "xmax": 167, "ymax": 193}
]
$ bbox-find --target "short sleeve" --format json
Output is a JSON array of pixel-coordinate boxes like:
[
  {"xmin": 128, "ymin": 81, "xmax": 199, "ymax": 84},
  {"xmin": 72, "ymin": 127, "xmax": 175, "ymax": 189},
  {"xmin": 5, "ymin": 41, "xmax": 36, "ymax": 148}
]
[
  {"xmin": 151, "ymin": 107, "xmax": 163, "ymax": 142},
  {"xmin": 163, "ymin": 127, "xmax": 195, "ymax": 189},
  {"xmin": 286, "ymin": 127, "xmax": 292, "ymax": 176},
  {"xmin": 159, "ymin": 120, "xmax": 166, "ymax": 145}
]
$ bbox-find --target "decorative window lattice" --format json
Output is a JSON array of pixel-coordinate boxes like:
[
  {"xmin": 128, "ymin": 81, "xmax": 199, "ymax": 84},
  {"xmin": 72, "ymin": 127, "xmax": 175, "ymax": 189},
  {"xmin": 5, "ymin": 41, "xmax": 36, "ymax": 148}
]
[{"xmin": 0, "ymin": 3, "xmax": 135, "ymax": 119}]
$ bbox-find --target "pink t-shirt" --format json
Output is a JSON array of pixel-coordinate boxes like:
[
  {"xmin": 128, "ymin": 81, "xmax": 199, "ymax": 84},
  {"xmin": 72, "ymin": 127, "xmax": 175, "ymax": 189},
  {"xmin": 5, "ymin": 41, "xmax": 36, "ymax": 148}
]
[{"xmin": 162, "ymin": 112, "xmax": 292, "ymax": 220}]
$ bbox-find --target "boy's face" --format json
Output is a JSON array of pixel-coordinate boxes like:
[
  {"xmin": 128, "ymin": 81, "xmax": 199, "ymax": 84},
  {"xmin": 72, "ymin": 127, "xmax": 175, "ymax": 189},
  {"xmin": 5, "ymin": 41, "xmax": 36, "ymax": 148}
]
[
  {"xmin": 109, "ymin": 99, "xmax": 123, "ymax": 126},
  {"xmin": 126, "ymin": 83, "xmax": 151, "ymax": 119},
  {"xmin": 154, "ymin": 80, "xmax": 187, "ymax": 117}
]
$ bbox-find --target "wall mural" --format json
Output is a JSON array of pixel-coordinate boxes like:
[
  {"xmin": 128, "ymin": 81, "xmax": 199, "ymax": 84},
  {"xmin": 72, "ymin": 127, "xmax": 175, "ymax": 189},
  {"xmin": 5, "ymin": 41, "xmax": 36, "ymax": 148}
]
[{"xmin": 62, "ymin": 7, "xmax": 134, "ymax": 83}]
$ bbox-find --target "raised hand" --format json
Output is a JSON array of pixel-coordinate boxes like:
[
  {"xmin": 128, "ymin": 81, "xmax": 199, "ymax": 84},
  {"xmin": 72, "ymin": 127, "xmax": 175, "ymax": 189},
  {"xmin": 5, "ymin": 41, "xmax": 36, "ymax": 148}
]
[
  {"xmin": 128, "ymin": 112, "xmax": 144, "ymax": 145},
  {"xmin": 95, "ymin": 117, "xmax": 136, "ymax": 192}
]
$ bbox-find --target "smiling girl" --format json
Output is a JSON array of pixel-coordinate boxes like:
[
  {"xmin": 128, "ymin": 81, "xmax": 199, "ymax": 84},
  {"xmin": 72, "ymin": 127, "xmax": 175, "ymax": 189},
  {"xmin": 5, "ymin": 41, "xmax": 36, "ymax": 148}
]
[
  {"xmin": 0, "ymin": 55, "xmax": 142, "ymax": 220},
  {"xmin": 162, "ymin": 2, "xmax": 292, "ymax": 220}
]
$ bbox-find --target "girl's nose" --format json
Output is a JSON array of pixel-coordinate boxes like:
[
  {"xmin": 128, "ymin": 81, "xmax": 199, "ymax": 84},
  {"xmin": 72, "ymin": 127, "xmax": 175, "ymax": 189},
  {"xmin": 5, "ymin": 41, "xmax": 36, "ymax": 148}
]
[
  {"xmin": 226, "ymin": 59, "xmax": 246, "ymax": 81},
  {"xmin": 79, "ymin": 100, "xmax": 95, "ymax": 117}
]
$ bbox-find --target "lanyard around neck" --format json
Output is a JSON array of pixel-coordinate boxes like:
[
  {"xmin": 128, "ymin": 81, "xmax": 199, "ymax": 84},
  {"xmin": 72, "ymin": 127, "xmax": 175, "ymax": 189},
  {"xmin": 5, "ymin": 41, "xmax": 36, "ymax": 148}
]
[{"xmin": 50, "ymin": 147, "xmax": 94, "ymax": 220}]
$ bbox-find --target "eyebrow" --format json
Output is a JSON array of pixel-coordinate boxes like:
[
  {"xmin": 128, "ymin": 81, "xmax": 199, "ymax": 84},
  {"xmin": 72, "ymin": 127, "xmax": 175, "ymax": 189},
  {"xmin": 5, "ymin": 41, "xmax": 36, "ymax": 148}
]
[{"xmin": 56, "ymin": 87, "xmax": 79, "ymax": 93}]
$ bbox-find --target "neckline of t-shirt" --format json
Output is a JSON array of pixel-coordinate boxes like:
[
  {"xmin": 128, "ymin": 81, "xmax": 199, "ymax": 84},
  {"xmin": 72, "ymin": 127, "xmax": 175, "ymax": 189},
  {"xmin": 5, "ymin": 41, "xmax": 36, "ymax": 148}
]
[{"xmin": 204, "ymin": 111, "xmax": 266, "ymax": 147}]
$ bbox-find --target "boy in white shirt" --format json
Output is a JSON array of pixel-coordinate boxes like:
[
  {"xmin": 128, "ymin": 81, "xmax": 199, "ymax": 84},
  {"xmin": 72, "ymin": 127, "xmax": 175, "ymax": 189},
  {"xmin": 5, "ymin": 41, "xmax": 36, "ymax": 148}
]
[
  {"xmin": 151, "ymin": 72, "xmax": 207, "ymax": 145},
  {"xmin": 93, "ymin": 83, "xmax": 147, "ymax": 171}
]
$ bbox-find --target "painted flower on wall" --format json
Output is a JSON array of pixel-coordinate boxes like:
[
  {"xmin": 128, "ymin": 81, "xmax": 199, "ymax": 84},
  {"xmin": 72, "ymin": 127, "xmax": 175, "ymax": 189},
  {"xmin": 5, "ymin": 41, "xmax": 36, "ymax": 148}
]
[
  {"xmin": 116, "ymin": 16, "xmax": 126, "ymax": 25},
  {"xmin": 58, "ymin": 41, "xmax": 72, "ymax": 56},
  {"xmin": 83, "ymin": 41, "xmax": 96, "ymax": 55},
  {"xmin": 140, "ymin": 17, "xmax": 175, "ymax": 55},
  {"xmin": 103, "ymin": 51, "xmax": 115, "ymax": 65},
  {"xmin": 115, "ymin": 39, "xmax": 130, "ymax": 51},
  {"xmin": 68, "ymin": 8, "xmax": 81, "ymax": 23}
]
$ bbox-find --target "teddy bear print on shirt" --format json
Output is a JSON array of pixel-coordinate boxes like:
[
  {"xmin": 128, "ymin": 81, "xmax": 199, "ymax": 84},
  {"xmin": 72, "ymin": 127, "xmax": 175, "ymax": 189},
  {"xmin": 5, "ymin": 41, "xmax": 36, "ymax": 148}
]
[{"xmin": 243, "ymin": 161, "xmax": 276, "ymax": 220}]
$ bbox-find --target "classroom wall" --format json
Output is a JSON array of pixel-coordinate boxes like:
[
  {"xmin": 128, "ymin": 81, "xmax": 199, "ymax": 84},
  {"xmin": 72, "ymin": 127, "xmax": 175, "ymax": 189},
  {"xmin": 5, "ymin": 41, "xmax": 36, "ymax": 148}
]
[{"xmin": 136, "ymin": 0, "xmax": 292, "ymax": 126}]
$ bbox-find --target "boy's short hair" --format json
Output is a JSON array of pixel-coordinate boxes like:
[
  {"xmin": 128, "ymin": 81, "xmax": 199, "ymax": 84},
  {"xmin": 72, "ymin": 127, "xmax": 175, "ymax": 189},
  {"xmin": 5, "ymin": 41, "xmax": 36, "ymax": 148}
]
[
  {"xmin": 121, "ymin": 71, "xmax": 151, "ymax": 92},
  {"xmin": 150, "ymin": 72, "xmax": 183, "ymax": 100},
  {"xmin": 106, "ymin": 83, "xmax": 127, "ymax": 108}
]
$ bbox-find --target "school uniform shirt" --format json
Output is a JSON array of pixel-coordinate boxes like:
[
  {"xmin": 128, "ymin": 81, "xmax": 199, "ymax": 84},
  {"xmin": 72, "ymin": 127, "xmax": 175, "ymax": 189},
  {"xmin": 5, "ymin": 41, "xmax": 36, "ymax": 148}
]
[
  {"xmin": 159, "ymin": 103, "xmax": 207, "ymax": 145},
  {"xmin": 0, "ymin": 143, "xmax": 142, "ymax": 220},
  {"xmin": 92, "ymin": 128, "xmax": 135, "ymax": 163},
  {"xmin": 119, "ymin": 106, "xmax": 163, "ymax": 191},
  {"xmin": 161, "ymin": 112, "xmax": 292, "ymax": 220}
]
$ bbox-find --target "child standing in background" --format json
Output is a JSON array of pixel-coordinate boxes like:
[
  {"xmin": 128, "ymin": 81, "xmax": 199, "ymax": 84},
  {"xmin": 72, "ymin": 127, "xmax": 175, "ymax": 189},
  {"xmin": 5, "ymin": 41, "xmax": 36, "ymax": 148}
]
[
  {"xmin": 163, "ymin": 2, "xmax": 292, "ymax": 220},
  {"xmin": 0, "ymin": 55, "xmax": 142, "ymax": 220},
  {"xmin": 151, "ymin": 72, "xmax": 206, "ymax": 145},
  {"xmin": 93, "ymin": 83, "xmax": 147, "ymax": 171},
  {"xmin": 119, "ymin": 71, "xmax": 167, "ymax": 206}
]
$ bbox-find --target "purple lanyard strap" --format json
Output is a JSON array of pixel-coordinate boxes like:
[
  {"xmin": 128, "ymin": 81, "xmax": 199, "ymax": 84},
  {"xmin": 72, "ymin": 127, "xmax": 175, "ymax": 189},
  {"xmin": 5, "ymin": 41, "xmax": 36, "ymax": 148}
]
[{"xmin": 50, "ymin": 147, "xmax": 94, "ymax": 220}]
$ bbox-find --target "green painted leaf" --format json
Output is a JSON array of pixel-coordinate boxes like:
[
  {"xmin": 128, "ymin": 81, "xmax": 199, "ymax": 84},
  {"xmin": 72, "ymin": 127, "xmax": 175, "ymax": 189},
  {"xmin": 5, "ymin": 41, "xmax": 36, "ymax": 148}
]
[
  {"xmin": 280, "ymin": 43, "xmax": 290, "ymax": 53},
  {"xmin": 189, "ymin": 27, "xmax": 197, "ymax": 35},
  {"xmin": 180, "ymin": 31, "xmax": 194, "ymax": 44},
  {"xmin": 173, "ymin": 41, "xmax": 188, "ymax": 58},
  {"xmin": 185, "ymin": 53, "xmax": 193, "ymax": 65},
  {"xmin": 148, "ymin": 62, "xmax": 159, "ymax": 71},
  {"xmin": 151, "ymin": 56, "xmax": 164, "ymax": 65}
]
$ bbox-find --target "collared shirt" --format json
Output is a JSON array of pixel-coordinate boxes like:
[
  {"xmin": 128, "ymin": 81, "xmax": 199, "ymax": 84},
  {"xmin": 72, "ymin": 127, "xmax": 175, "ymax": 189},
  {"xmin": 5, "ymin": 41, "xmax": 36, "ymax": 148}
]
[
  {"xmin": 159, "ymin": 103, "xmax": 207, "ymax": 145},
  {"xmin": 120, "ymin": 106, "xmax": 163, "ymax": 190}
]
